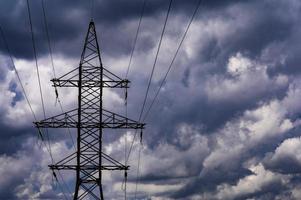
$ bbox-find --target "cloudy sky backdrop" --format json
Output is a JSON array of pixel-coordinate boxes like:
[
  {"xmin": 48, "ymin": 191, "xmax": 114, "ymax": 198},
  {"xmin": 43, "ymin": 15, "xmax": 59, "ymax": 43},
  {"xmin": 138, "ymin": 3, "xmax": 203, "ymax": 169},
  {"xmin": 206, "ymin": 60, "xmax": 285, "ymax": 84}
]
[{"xmin": 1, "ymin": 0, "xmax": 301, "ymax": 199}]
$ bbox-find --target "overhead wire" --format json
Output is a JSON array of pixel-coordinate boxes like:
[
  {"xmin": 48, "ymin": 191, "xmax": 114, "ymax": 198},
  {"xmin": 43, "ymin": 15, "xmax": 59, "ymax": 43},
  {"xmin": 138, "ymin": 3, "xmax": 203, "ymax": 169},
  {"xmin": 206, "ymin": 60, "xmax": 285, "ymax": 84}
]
[
  {"xmin": 41, "ymin": 0, "xmax": 56, "ymax": 78},
  {"xmin": 125, "ymin": 0, "xmax": 147, "ymax": 79},
  {"xmin": 41, "ymin": 0, "xmax": 76, "ymax": 151},
  {"xmin": 126, "ymin": 0, "xmax": 173, "ymax": 166},
  {"xmin": 8, "ymin": 0, "xmax": 202, "ymax": 198},
  {"xmin": 130, "ymin": 0, "xmax": 203, "ymax": 197},
  {"xmin": 57, "ymin": 170, "xmax": 73, "ymax": 198},
  {"xmin": 26, "ymin": 0, "xmax": 53, "ymax": 152},
  {"xmin": 26, "ymin": 0, "xmax": 47, "ymax": 126},
  {"xmin": 122, "ymin": 0, "xmax": 147, "ymax": 199},
  {"xmin": 41, "ymin": 0, "xmax": 76, "ymax": 198},
  {"xmin": 0, "ymin": 23, "xmax": 68, "ymax": 200},
  {"xmin": 142, "ymin": 0, "xmax": 203, "ymax": 122},
  {"xmin": 27, "ymin": 0, "xmax": 71, "ymax": 198},
  {"xmin": 133, "ymin": 0, "xmax": 174, "ymax": 198},
  {"xmin": 138, "ymin": 0, "xmax": 173, "ymax": 122},
  {"xmin": 134, "ymin": 144, "xmax": 143, "ymax": 199},
  {"xmin": 52, "ymin": 170, "xmax": 69, "ymax": 200},
  {"xmin": 0, "ymin": 25, "xmax": 37, "ymax": 121}
]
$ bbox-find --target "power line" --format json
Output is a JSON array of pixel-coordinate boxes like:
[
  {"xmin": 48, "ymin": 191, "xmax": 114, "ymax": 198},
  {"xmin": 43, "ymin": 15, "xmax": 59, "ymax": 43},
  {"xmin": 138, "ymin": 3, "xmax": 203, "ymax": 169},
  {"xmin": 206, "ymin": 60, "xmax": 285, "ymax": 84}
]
[
  {"xmin": 132, "ymin": 0, "xmax": 203, "ymax": 197},
  {"xmin": 123, "ymin": 1, "xmax": 147, "ymax": 199},
  {"xmin": 142, "ymin": 0, "xmax": 203, "ymax": 122},
  {"xmin": 0, "ymin": 25, "xmax": 37, "ymax": 121},
  {"xmin": 1, "ymin": 23, "xmax": 52, "ymax": 162},
  {"xmin": 26, "ymin": 0, "xmax": 53, "ymax": 153},
  {"xmin": 41, "ymin": 0, "xmax": 56, "ymax": 78},
  {"xmin": 124, "ymin": 0, "xmax": 147, "ymax": 160},
  {"xmin": 26, "ymin": 1, "xmax": 71, "ymax": 198},
  {"xmin": 126, "ymin": 0, "xmax": 173, "ymax": 166},
  {"xmin": 0, "ymin": 24, "xmax": 69, "ymax": 199},
  {"xmin": 26, "ymin": 0, "xmax": 47, "ymax": 122},
  {"xmin": 40, "ymin": 1, "xmax": 75, "ymax": 197},
  {"xmin": 138, "ymin": 0, "xmax": 173, "ymax": 121},
  {"xmin": 125, "ymin": 0, "xmax": 147, "ymax": 79},
  {"xmin": 134, "ymin": 144, "xmax": 143, "ymax": 199},
  {"xmin": 52, "ymin": 170, "xmax": 69, "ymax": 200},
  {"xmin": 123, "ymin": 2, "xmax": 174, "ymax": 194},
  {"xmin": 57, "ymin": 170, "xmax": 73, "ymax": 198},
  {"xmin": 133, "ymin": 0, "xmax": 174, "ymax": 198},
  {"xmin": 2, "ymin": 21, "xmax": 54, "ymax": 176},
  {"xmin": 41, "ymin": 0, "xmax": 76, "ymax": 151}
]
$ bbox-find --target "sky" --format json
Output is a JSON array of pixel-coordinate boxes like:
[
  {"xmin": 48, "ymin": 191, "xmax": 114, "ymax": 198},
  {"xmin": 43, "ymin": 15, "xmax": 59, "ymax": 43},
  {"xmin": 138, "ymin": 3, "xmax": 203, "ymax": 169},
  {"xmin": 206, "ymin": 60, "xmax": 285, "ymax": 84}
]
[{"xmin": 0, "ymin": 0, "xmax": 301, "ymax": 199}]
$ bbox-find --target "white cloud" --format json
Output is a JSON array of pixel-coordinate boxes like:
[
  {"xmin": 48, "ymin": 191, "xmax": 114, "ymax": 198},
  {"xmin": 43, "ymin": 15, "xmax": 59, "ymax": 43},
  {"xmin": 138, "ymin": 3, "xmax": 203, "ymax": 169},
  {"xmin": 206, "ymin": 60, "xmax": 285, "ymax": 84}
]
[
  {"xmin": 272, "ymin": 137, "xmax": 301, "ymax": 163},
  {"xmin": 216, "ymin": 164, "xmax": 288, "ymax": 200},
  {"xmin": 0, "ymin": 137, "xmax": 74, "ymax": 199},
  {"xmin": 0, "ymin": 54, "xmax": 128, "ymax": 128},
  {"xmin": 203, "ymin": 98, "xmax": 293, "ymax": 171},
  {"xmin": 205, "ymin": 53, "xmax": 288, "ymax": 103},
  {"xmin": 101, "ymin": 123, "xmax": 210, "ymax": 198}
]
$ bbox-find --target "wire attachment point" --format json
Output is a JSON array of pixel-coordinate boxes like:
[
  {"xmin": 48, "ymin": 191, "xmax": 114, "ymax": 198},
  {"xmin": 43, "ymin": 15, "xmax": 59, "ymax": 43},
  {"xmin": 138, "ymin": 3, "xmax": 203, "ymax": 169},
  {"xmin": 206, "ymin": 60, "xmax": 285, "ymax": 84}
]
[
  {"xmin": 125, "ymin": 87, "xmax": 128, "ymax": 106},
  {"xmin": 37, "ymin": 128, "xmax": 44, "ymax": 141},
  {"xmin": 54, "ymin": 87, "xmax": 59, "ymax": 106},
  {"xmin": 140, "ymin": 129, "xmax": 143, "ymax": 144},
  {"xmin": 52, "ymin": 170, "xmax": 58, "ymax": 182}
]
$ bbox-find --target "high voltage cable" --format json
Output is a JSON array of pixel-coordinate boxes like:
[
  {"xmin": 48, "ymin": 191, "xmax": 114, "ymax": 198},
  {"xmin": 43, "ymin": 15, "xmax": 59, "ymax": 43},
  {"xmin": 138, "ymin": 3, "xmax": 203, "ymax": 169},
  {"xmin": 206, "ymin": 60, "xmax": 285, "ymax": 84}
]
[
  {"xmin": 126, "ymin": 0, "xmax": 173, "ymax": 166},
  {"xmin": 124, "ymin": 2, "xmax": 173, "ymax": 192},
  {"xmin": 123, "ymin": 0, "xmax": 147, "ymax": 199},
  {"xmin": 138, "ymin": 0, "xmax": 173, "ymax": 121},
  {"xmin": 132, "ymin": 0, "xmax": 203, "ymax": 197},
  {"xmin": 125, "ymin": 0, "xmax": 147, "ymax": 79},
  {"xmin": 57, "ymin": 170, "xmax": 72, "ymax": 199},
  {"xmin": 26, "ymin": 0, "xmax": 47, "ymax": 123},
  {"xmin": 26, "ymin": 0, "xmax": 53, "ymax": 172},
  {"xmin": 26, "ymin": 1, "xmax": 71, "ymax": 198},
  {"xmin": 56, "ymin": 177, "xmax": 69, "ymax": 200},
  {"xmin": 133, "ymin": 0, "xmax": 174, "ymax": 198},
  {"xmin": 41, "ymin": 0, "xmax": 56, "ymax": 78},
  {"xmin": 134, "ymin": 145, "xmax": 143, "ymax": 199},
  {"xmin": 0, "ymin": 25, "xmax": 37, "ymax": 121},
  {"xmin": 142, "ymin": 0, "xmax": 203, "ymax": 122},
  {"xmin": 26, "ymin": 0, "xmax": 52, "ymax": 152},
  {"xmin": 0, "ymin": 24, "xmax": 69, "ymax": 200},
  {"xmin": 41, "ymin": 0, "xmax": 75, "ymax": 197},
  {"xmin": 41, "ymin": 0, "xmax": 76, "ymax": 151}
]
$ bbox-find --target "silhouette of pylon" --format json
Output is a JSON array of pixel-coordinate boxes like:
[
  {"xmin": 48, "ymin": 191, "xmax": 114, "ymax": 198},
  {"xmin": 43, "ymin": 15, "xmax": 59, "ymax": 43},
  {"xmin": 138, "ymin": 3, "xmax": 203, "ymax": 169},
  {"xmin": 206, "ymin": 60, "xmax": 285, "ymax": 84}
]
[{"xmin": 35, "ymin": 20, "xmax": 145, "ymax": 200}]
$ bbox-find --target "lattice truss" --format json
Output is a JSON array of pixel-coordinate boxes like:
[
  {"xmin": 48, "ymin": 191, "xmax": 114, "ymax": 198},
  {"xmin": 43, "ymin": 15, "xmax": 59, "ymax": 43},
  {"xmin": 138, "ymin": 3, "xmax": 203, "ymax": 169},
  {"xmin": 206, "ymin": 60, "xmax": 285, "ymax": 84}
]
[{"xmin": 34, "ymin": 21, "xmax": 145, "ymax": 200}]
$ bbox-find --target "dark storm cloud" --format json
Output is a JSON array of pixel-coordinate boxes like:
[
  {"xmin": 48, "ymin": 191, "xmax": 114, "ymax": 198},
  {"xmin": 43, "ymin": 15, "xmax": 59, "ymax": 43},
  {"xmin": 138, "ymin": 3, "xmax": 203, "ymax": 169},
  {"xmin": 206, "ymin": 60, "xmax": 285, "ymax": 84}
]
[
  {"xmin": 124, "ymin": 2, "xmax": 301, "ymax": 198},
  {"xmin": 1, "ymin": 0, "xmax": 301, "ymax": 199},
  {"xmin": 129, "ymin": 0, "xmax": 297, "ymax": 146},
  {"xmin": 0, "ymin": 125, "xmax": 32, "ymax": 154},
  {"xmin": 0, "ymin": 0, "xmax": 255, "ymax": 60}
]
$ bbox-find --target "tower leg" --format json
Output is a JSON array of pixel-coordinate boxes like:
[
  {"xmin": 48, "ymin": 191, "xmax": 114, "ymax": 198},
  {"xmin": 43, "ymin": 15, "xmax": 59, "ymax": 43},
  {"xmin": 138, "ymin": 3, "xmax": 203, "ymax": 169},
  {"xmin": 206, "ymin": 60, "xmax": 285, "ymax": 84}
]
[{"xmin": 74, "ymin": 179, "xmax": 80, "ymax": 200}]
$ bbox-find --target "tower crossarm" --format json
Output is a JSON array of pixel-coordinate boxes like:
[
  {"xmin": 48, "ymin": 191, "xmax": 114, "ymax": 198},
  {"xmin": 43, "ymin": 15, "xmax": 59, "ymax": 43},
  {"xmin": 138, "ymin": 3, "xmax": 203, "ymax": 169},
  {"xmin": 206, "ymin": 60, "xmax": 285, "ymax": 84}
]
[
  {"xmin": 34, "ymin": 109, "xmax": 145, "ymax": 129},
  {"xmin": 34, "ymin": 108, "xmax": 78, "ymax": 128},
  {"xmin": 51, "ymin": 67, "xmax": 129, "ymax": 88},
  {"xmin": 50, "ymin": 165, "xmax": 128, "ymax": 171},
  {"xmin": 49, "ymin": 151, "xmax": 129, "ymax": 171},
  {"xmin": 102, "ymin": 109, "xmax": 145, "ymax": 129}
]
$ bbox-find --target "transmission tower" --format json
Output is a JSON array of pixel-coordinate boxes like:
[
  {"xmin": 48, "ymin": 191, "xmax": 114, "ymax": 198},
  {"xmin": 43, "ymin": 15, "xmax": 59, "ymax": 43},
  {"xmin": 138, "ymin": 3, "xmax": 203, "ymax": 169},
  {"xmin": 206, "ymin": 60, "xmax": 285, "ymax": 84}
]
[{"xmin": 34, "ymin": 20, "xmax": 145, "ymax": 200}]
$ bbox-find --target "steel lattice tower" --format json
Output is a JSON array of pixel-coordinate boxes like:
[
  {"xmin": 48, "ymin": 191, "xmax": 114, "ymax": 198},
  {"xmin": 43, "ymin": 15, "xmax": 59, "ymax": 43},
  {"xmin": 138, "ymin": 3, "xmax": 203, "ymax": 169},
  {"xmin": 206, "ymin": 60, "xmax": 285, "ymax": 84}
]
[{"xmin": 35, "ymin": 20, "xmax": 145, "ymax": 200}]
